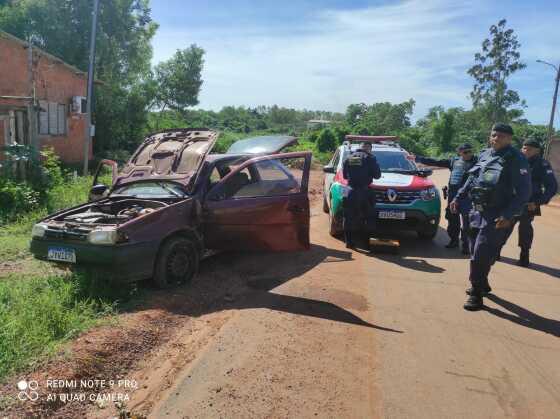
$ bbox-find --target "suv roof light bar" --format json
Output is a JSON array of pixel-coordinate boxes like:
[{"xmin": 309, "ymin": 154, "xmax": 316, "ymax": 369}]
[{"xmin": 345, "ymin": 135, "xmax": 399, "ymax": 142}]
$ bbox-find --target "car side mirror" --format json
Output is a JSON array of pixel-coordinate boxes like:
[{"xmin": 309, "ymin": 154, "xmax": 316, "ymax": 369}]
[
  {"xmin": 89, "ymin": 184, "xmax": 108, "ymax": 201},
  {"xmin": 323, "ymin": 166, "xmax": 335, "ymax": 174}
]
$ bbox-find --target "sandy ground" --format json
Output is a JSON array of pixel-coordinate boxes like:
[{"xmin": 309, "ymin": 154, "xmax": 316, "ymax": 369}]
[{"xmin": 3, "ymin": 170, "xmax": 560, "ymax": 418}]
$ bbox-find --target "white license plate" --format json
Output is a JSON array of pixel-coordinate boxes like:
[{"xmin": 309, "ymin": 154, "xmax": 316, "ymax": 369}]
[
  {"xmin": 47, "ymin": 247, "xmax": 76, "ymax": 263},
  {"xmin": 378, "ymin": 210, "xmax": 406, "ymax": 220}
]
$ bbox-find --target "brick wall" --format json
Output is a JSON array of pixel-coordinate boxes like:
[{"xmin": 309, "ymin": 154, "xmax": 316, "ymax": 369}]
[{"xmin": 0, "ymin": 33, "xmax": 92, "ymax": 163}]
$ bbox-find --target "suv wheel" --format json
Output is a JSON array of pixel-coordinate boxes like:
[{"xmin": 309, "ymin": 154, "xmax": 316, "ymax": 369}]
[
  {"xmin": 418, "ymin": 225, "xmax": 438, "ymax": 240},
  {"xmin": 329, "ymin": 208, "xmax": 343, "ymax": 238},
  {"xmin": 153, "ymin": 236, "xmax": 200, "ymax": 288}
]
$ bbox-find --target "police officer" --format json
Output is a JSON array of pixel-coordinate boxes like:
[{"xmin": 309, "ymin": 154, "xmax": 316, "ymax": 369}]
[
  {"xmin": 498, "ymin": 138, "xmax": 558, "ymax": 266},
  {"xmin": 450, "ymin": 123, "xmax": 531, "ymax": 311},
  {"xmin": 342, "ymin": 142, "xmax": 382, "ymax": 248},
  {"xmin": 414, "ymin": 143, "xmax": 477, "ymax": 254}
]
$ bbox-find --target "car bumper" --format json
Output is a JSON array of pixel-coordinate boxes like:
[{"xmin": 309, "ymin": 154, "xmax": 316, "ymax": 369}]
[
  {"xmin": 30, "ymin": 238, "xmax": 156, "ymax": 282},
  {"xmin": 374, "ymin": 208, "xmax": 440, "ymax": 232}
]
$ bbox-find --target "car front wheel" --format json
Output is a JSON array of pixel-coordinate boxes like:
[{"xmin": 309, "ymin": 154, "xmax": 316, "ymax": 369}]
[{"xmin": 153, "ymin": 236, "xmax": 200, "ymax": 288}]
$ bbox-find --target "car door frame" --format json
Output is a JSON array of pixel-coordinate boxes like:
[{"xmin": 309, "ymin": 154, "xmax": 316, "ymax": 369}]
[
  {"xmin": 202, "ymin": 151, "xmax": 312, "ymax": 252},
  {"xmin": 89, "ymin": 159, "xmax": 118, "ymax": 201}
]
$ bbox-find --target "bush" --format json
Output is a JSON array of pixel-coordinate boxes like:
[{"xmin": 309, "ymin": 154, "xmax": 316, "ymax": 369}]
[
  {"xmin": 0, "ymin": 180, "xmax": 40, "ymax": 222},
  {"xmin": 316, "ymin": 128, "xmax": 337, "ymax": 152}
]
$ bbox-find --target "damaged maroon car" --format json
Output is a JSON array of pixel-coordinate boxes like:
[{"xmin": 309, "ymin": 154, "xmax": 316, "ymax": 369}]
[{"xmin": 30, "ymin": 129, "xmax": 311, "ymax": 287}]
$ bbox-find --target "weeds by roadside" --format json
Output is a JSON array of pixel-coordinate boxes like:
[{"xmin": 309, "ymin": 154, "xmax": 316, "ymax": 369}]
[{"xmin": 0, "ymin": 271, "xmax": 140, "ymax": 382}]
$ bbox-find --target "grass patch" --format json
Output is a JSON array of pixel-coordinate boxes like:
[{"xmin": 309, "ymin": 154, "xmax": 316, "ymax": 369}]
[{"xmin": 0, "ymin": 271, "xmax": 139, "ymax": 381}]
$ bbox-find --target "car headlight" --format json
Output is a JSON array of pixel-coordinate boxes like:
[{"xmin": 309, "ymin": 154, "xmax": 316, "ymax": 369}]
[
  {"xmin": 88, "ymin": 228, "xmax": 118, "ymax": 245},
  {"xmin": 420, "ymin": 187, "xmax": 437, "ymax": 201},
  {"xmin": 31, "ymin": 223, "xmax": 48, "ymax": 238}
]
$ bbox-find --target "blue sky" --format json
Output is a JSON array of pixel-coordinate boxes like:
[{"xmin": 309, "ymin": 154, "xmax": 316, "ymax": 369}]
[{"xmin": 150, "ymin": 0, "xmax": 560, "ymax": 124}]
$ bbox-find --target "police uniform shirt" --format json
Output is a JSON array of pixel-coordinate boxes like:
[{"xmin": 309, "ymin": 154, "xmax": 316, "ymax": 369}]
[
  {"xmin": 343, "ymin": 150, "xmax": 382, "ymax": 188},
  {"xmin": 528, "ymin": 155, "xmax": 558, "ymax": 210},
  {"xmin": 455, "ymin": 145, "xmax": 531, "ymax": 224},
  {"xmin": 416, "ymin": 155, "xmax": 477, "ymax": 198}
]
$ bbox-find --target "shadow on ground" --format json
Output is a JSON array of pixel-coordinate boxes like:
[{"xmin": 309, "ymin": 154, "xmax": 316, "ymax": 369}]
[
  {"xmin": 349, "ymin": 226, "xmax": 466, "ymax": 274},
  {"xmin": 498, "ymin": 256, "xmax": 560, "ymax": 279},
  {"xmin": 142, "ymin": 244, "xmax": 403, "ymax": 333},
  {"xmin": 485, "ymin": 294, "xmax": 560, "ymax": 337}
]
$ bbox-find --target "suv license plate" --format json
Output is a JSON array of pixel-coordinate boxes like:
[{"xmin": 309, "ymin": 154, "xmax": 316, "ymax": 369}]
[
  {"xmin": 47, "ymin": 247, "xmax": 76, "ymax": 263},
  {"xmin": 378, "ymin": 210, "xmax": 406, "ymax": 220}
]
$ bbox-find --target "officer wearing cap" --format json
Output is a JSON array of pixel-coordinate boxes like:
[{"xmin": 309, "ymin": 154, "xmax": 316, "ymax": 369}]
[
  {"xmin": 497, "ymin": 138, "xmax": 558, "ymax": 266},
  {"xmin": 450, "ymin": 123, "xmax": 531, "ymax": 311},
  {"xmin": 342, "ymin": 142, "xmax": 382, "ymax": 248},
  {"xmin": 414, "ymin": 143, "xmax": 478, "ymax": 254}
]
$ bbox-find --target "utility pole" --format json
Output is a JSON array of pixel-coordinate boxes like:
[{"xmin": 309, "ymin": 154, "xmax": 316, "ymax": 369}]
[
  {"xmin": 82, "ymin": 0, "xmax": 100, "ymax": 175},
  {"xmin": 537, "ymin": 60, "xmax": 560, "ymax": 158}
]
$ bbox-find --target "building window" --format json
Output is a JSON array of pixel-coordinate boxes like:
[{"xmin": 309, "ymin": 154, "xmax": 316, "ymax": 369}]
[{"xmin": 39, "ymin": 100, "xmax": 67, "ymax": 136}]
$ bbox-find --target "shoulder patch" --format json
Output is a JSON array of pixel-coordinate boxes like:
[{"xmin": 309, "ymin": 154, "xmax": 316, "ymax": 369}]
[{"xmin": 520, "ymin": 168, "xmax": 528, "ymax": 175}]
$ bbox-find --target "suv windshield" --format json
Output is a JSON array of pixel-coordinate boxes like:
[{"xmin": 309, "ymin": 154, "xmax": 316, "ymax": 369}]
[
  {"xmin": 374, "ymin": 151, "xmax": 416, "ymax": 172},
  {"xmin": 342, "ymin": 150, "xmax": 416, "ymax": 172},
  {"xmin": 112, "ymin": 181, "xmax": 185, "ymax": 198}
]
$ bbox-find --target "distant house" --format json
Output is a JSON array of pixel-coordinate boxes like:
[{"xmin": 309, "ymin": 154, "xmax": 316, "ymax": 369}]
[
  {"xmin": 0, "ymin": 30, "xmax": 91, "ymax": 164},
  {"xmin": 306, "ymin": 119, "xmax": 331, "ymax": 130}
]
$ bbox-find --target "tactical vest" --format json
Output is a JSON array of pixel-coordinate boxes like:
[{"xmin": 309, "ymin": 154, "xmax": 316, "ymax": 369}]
[
  {"xmin": 469, "ymin": 150, "xmax": 513, "ymax": 211},
  {"xmin": 449, "ymin": 157, "xmax": 476, "ymax": 186}
]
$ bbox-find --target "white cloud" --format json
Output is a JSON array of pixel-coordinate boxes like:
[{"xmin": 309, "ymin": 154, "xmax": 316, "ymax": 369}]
[{"xmin": 152, "ymin": 0, "xmax": 558, "ymax": 124}]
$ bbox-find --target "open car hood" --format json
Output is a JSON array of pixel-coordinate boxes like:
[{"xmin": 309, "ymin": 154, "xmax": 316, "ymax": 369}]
[
  {"xmin": 226, "ymin": 135, "xmax": 297, "ymax": 155},
  {"xmin": 115, "ymin": 129, "xmax": 217, "ymax": 190}
]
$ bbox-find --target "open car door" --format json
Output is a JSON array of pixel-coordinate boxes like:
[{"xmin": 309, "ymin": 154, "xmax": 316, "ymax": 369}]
[{"xmin": 203, "ymin": 151, "xmax": 312, "ymax": 251}]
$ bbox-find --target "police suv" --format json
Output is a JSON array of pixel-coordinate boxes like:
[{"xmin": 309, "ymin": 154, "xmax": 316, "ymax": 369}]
[{"xmin": 322, "ymin": 136, "xmax": 441, "ymax": 239}]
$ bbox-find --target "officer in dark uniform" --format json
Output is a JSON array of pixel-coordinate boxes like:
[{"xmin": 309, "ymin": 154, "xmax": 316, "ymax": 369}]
[
  {"xmin": 415, "ymin": 143, "xmax": 478, "ymax": 254},
  {"xmin": 497, "ymin": 138, "xmax": 558, "ymax": 266},
  {"xmin": 450, "ymin": 123, "xmax": 531, "ymax": 311},
  {"xmin": 342, "ymin": 142, "xmax": 382, "ymax": 248}
]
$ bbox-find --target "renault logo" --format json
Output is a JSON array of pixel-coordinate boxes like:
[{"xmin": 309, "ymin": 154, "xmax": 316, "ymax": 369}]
[{"xmin": 387, "ymin": 189, "xmax": 398, "ymax": 202}]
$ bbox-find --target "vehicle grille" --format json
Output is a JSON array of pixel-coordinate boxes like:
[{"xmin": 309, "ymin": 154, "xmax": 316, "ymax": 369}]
[
  {"xmin": 372, "ymin": 189, "xmax": 422, "ymax": 204},
  {"xmin": 44, "ymin": 227, "xmax": 89, "ymax": 241}
]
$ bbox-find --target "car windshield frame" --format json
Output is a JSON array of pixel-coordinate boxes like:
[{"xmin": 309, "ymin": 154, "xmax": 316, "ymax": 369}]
[{"xmin": 111, "ymin": 181, "xmax": 187, "ymax": 198}]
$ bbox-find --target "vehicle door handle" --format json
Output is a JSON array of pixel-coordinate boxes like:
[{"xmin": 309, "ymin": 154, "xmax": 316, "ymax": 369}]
[{"xmin": 287, "ymin": 205, "xmax": 306, "ymax": 213}]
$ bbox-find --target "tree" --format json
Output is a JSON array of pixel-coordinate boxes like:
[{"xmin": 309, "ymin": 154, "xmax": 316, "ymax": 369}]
[
  {"xmin": 316, "ymin": 129, "xmax": 337, "ymax": 152},
  {"xmin": 468, "ymin": 19, "xmax": 526, "ymax": 124},
  {"xmin": 346, "ymin": 100, "xmax": 415, "ymax": 135},
  {"xmin": 153, "ymin": 46, "xmax": 205, "ymax": 114}
]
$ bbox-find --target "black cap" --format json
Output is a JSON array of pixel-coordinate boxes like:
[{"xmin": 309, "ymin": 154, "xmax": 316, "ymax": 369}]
[
  {"xmin": 523, "ymin": 138, "xmax": 542, "ymax": 148},
  {"xmin": 456, "ymin": 143, "xmax": 473, "ymax": 152},
  {"xmin": 491, "ymin": 123, "xmax": 514, "ymax": 135}
]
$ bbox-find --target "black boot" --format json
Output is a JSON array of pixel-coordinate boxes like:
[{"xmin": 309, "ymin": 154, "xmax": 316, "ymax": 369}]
[
  {"xmin": 466, "ymin": 284, "xmax": 491, "ymax": 296},
  {"xmin": 445, "ymin": 239, "xmax": 459, "ymax": 249},
  {"xmin": 461, "ymin": 243, "xmax": 470, "ymax": 255},
  {"xmin": 463, "ymin": 293, "xmax": 483, "ymax": 311},
  {"xmin": 518, "ymin": 249, "xmax": 530, "ymax": 267}
]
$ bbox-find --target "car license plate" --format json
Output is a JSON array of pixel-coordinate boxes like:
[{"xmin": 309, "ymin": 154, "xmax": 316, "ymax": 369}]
[
  {"xmin": 47, "ymin": 247, "xmax": 76, "ymax": 263},
  {"xmin": 378, "ymin": 210, "xmax": 406, "ymax": 220}
]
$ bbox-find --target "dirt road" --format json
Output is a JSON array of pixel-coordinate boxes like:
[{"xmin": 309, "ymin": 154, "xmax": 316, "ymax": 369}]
[
  {"xmin": 6, "ymin": 170, "xmax": 559, "ymax": 419},
  {"xmin": 140, "ymin": 170, "xmax": 560, "ymax": 419}
]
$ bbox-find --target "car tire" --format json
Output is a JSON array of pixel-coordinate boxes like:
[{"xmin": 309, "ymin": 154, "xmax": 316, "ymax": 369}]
[
  {"xmin": 153, "ymin": 236, "xmax": 200, "ymax": 289},
  {"xmin": 323, "ymin": 194, "xmax": 329, "ymax": 214},
  {"xmin": 418, "ymin": 226, "xmax": 438, "ymax": 240},
  {"xmin": 329, "ymin": 209, "xmax": 343, "ymax": 238}
]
